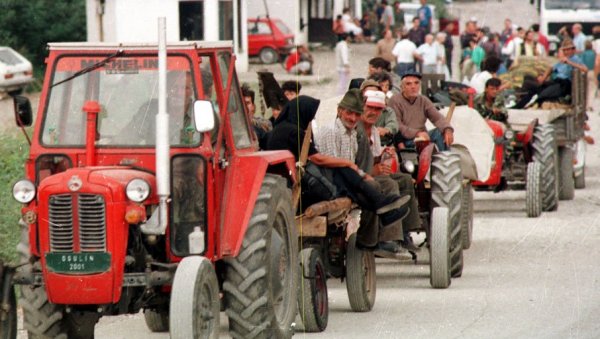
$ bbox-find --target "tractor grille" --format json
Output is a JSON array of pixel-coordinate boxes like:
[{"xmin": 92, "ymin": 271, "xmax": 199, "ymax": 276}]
[{"xmin": 49, "ymin": 194, "xmax": 106, "ymax": 252}]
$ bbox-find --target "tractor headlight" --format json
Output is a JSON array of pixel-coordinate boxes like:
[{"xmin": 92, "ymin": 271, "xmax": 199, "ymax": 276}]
[
  {"xmin": 13, "ymin": 180, "xmax": 36, "ymax": 204},
  {"xmin": 126, "ymin": 179, "xmax": 150, "ymax": 202},
  {"xmin": 504, "ymin": 129, "xmax": 515, "ymax": 140},
  {"xmin": 402, "ymin": 160, "xmax": 415, "ymax": 174}
]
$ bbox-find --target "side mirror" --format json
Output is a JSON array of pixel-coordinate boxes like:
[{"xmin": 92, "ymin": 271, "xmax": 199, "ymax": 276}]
[
  {"xmin": 13, "ymin": 95, "xmax": 32, "ymax": 127},
  {"xmin": 193, "ymin": 100, "xmax": 215, "ymax": 133}
]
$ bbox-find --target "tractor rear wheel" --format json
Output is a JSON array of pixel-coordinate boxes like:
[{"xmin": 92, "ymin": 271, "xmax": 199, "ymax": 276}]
[
  {"xmin": 526, "ymin": 162, "xmax": 542, "ymax": 218},
  {"xmin": 558, "ymin": 147, "xmax": 575, "ymax": 200},
  {"xmin": 298, "ymin": 247, "xmax": 328, "ymax": 332},
  {"xmin": 18, "ymin": 219, "xmax": 99, "ymax": 339},
  {"xmin": 430, "ymin": 207, "xmax": 451, "ymax": 288},
  {"xmin": 345, "ymin": 233, "xmax": 376, "ymax": 312},
  {"xmin": 144, "ymin": 309, "xmax": 169, "ymax": 333},
  {"xmin": 0, "ymin": 262, "xmax": 16, "ymax": 339},
  {"xmin": 431, "ymin": 151, "xmax": 464, "ymax": 279},
  {"xmin": 460, "ymin": 182, "xmax": 474, "ymax": 250},
  {"xmin": 169, "ymin": 256, "xmax": 220, "ymax": 339},
  {"xmin": 223, "ymin": 174, "xmax": 298, "ymax": 339},
  {"xmin": 532, "ymin": 124, "xmax": 559, "ymax": 211}
]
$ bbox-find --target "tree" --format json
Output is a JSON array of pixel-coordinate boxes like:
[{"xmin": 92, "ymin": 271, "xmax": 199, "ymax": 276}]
[{"xmin": 0, "ymin": 0, "xmax": 86, "ymax": 77}]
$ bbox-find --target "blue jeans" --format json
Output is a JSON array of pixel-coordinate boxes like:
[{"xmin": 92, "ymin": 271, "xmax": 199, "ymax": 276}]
[
  {"xmin": 398, "ymin": 129, "xmax": 447, "ymax": 152},
  {"xmin": 394, "ymin": 62, "xmax": 416, "ymax": 77}
]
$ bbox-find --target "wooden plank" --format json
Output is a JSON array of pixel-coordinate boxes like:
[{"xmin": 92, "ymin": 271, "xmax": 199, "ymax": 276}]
[{"xmin": 296, "ymin": 216, "xmax": 327, "ymax": 237}]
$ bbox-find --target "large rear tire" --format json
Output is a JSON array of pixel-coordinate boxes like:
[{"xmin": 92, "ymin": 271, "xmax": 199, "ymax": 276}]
[
  {"xmin": 431, "ymin": 151, "xmax": 464, "ymax": 279},
  {"xmin": 526, "ymin": 162, "xmax": 542, "ymax": 218},
  {"xmin": 558, "ymin": 147, "xmax": 575, "ymax": 200},
  {"xmin": 298, "ymin": 247, "xmax": 328, "ymax": 332},
  {"xmin": 430, "ymin": 207, "xmax": 451, "ymax": 289},
  {"xmin": 0, "ymin": 262, "xmax": 17, "ymax": 339},
  {"xmin": 223, "ymin": 174, "xmax": 298, "ymax": 339},
  {"xmin": 532, "ymin": 124, "xmax": 559, "ymax": 211},
  {"xmin": 345, "ymin": 233, "xmax": 376, "ymax": 312},
  {"xmin": 18, "ymin": 219, "xmax": 99, "ymax": 339},
  {"xmin": 459, "ymin": 182, "xmax": 474, "ymax": 250},
  {"xmin": 170, "ymin": 256, "xmax": 220, "ymax": 339}
]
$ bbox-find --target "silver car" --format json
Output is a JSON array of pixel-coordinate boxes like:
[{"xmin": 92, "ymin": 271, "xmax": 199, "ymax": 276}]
[{"xmin": 0, "ymin": 47, "xmax": 33, "ymax": 95}]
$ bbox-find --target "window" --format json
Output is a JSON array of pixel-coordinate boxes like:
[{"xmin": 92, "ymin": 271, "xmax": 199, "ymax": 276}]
[
  {"xmin": 179, "ymin": 1, "xmax": 203, "ymax": 40},
  {"xmin": 217, "ymin": 53, "xmax": 251, "ymax": 149}
]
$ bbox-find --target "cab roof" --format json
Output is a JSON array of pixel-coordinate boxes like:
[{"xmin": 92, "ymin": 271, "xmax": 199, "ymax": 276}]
[{"xmin": 48, "ymin": 41, "xmax": 233, "ymax": 51}]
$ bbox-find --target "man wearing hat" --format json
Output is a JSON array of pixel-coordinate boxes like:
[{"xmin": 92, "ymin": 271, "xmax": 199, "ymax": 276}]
[
  {"xmin": 315, "ymin": 89, "xmax": 411, "ymax": 257},
  {"xmin": 389, "ymin": 72, "xmax": 454, "ymax": 151},
  {"xmin": 532, "ymin": 39, "xmax": 588, "ymax": 106}
]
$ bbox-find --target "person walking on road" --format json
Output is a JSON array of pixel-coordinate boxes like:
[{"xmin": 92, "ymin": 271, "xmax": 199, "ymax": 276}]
[
  {"xmin": 416, "ymin": 34, "xmax": 439, "ymax": 74},
  {"xmin": 392, "ymin": 31, "xmax": 418, "ymax": 77},
  {"xmin": 375, "ymin": 29, "xmax": 397, "ymax": 65},
  {"xmin": 336, "ymin": 33, "xmax": 352, "ymax": 95},
  {"xmin": 417, "ymin": 0, "xmax": 432, "ymax": 34}
]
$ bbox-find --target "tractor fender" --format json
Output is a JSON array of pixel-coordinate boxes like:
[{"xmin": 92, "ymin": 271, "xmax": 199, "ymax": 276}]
[
  {"xmin": 486, "ymin": 120, "xmax": 506, "ymax": 139},
  {"xmin": 219, "ymin": 150, "xmax": 296, "ymax": 258},
  {"xmin": 417, "ymin": 144, "xmax": 436, "ymax": 184},
  {"xmin": 450, "ymin": 144, "xmax": 478, "ymax": 181},
  {"xmin": 519, "ymin": 119, "xmax": 538, "ymax": 145}
]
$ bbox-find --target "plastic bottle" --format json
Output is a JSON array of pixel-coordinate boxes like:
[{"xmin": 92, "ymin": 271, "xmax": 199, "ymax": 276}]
[{"xmin": 188, "ymin": 226, "xmax": 205, "ymax": 254}]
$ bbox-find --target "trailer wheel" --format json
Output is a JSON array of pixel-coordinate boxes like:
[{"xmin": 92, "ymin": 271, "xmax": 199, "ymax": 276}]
[
  {"xmin": 18, "ymin": 219, "xmax": 98, "ymax": 339},
  {"xmin": 345, "ymin": 233, "xmax": 376, "ymax": 312},
  {"xmin": 298, "ymin": 247, "xmax": 328, "ymax": 332},
  {"xmin": 169, "ymin": 256, "xmax": 220, "ymax": 339},
  {"xmin": 532, "ymin": 124, "xmax": 559, "ymax": 211},
  {"xmin": 144, "ymin": 309, "xmax": 169, "ymax": 333},
  {"xmin": 223, "ymin": 174, "xmax": 298, "ymax": 339},
  {"xmin": 431, "ymin": 151, "xmax": 464, "ymax": 278},
  {"xmin": 259, "ymin": 47, "xmax": 279, "ymax": 64},
  {"xmin": 574, "ymin": 167, "xmax": 585, "ymax": 189},
  {"xmin": 558, "ymin": 147, "xmax": 575, "ymax": 200},
  {"xmin": 0, "ymin": 262, "xmax": 16, "ymax": 339},
  {"xmin": 430, "ymin": 207, "xmax": 451, "ymax": 288},
  {"xmin": 459, "ymin": 182, "xmax": 474, "ymax": 250},
  {"xmin": 526, "ymin": 162, "xmax": 543, "ymax": 218}
]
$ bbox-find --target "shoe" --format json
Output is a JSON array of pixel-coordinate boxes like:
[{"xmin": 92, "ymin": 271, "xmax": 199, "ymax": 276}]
[
  {"xmin": 379, "ymin": 205, "xmax": 410, "ymax": 228},
  {"xmin": 524, "ymin": 94, "xmax": 538, "ymax": 108},
  {"xmin": 373, "ymin": 241, "xmax": 413, "ymax": 260},
  {"xmin": 376, "ymin": 195, "xmax": 411, "ymax": 215},
  {"xmin": 399, "ymin": 236, "xmax": 420, "ymax": 252}
]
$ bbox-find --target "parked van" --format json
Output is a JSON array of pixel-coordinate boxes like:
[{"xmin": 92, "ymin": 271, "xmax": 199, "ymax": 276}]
[{"xmin": 0, "ymin": 47, "xmax": 33, "ymax": 95}]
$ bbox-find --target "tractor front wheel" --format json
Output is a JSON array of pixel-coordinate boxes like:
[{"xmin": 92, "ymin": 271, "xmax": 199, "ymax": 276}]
[
  {"xmin": 558, "ymin": 146, "xmax": 575, "ymax": 200},
  {"xmin": 526, "ymin": 162, "xmax": 543, "ymax": 218},
  {"xmin": 430, "ymin": 207, "xmax": 451, "ymax": 288},
  {"xmin": 144, "ymin": 309, "xmax": 169, "ymax": 333},
  {"xmin": 460, "ymin": 182, "xmax": 474, "ymax": 250},
  {"xmin": 223, "ymin": 174, "xmax": 298, "ymax": 339},
  {"xmin": 169, "ymin": 256, "xmax": 220, "ymax": 339}
]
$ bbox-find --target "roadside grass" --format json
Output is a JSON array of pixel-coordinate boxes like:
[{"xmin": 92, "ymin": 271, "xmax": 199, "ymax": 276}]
[{"xmin": 0, "ymin": 134, "xmax": 29, "ymax": 263}]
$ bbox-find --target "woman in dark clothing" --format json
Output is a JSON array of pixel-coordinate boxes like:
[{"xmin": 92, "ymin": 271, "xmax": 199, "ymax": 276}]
[{"xmin": 267, "ymin": 95, "xmax": 409, "ymax": 227}]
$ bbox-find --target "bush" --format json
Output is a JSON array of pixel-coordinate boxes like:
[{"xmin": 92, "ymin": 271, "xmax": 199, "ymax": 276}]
[{"xmin": 0, "ymin": 135, "xmax": 29, "ymax": 263}]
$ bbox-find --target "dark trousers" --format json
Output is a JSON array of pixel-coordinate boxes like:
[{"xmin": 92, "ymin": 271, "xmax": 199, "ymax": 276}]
[
  {"xmin": 331, "ymin": 167, "xmax": 391, "ymax": 212},
  {"xmin": 394, "ymin": 62, "xmax": 416, "ymax": 77},
  {"xmin": 395, "ymin": 128, "xmax": 447, "ymax": 152}
]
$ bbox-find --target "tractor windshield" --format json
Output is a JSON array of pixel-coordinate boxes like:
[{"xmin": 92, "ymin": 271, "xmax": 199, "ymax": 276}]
[{"xmin": 41, "ymin": 54, "xmax": 203, "ymax": 147}]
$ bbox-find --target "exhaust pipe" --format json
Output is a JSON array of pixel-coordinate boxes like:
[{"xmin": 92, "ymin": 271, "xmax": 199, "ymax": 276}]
[{"xmin": 142, "ymin": 17, "xmax": 169, "ymax": 235}]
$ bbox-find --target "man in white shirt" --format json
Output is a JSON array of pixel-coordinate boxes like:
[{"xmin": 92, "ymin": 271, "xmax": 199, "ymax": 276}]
[
  {"xmin": 416, "ymin": 34, "xmax": 438, "ymax": 74},
  {"xmin": 391, "ymin": 31, "xmax": 418, "ymax": 77},
  {"xmin": 572, "ymin": 23, "xmax": 587, "ymax": 54},
  {"xmin": 336, "ymin": 33, "xmax": 351, "ymax": 95},
  {"xmin": 502, "ymin": 27, "xmax": 524, "ymax": 69}
]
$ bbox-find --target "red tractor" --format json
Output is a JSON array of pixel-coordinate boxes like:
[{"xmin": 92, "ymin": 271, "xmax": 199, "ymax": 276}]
[{"xmin": 2, "ymin": 32, "xmax": 299, "ymax": 338}]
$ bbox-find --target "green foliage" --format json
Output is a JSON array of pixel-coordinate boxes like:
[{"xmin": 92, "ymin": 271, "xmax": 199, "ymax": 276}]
[
  {"xmin": 0, "ymin": 0, "xmax": 86, "ymax": 81},
  {"xmin": 0, "ymin": 135, "xmax": 29, "ymax": 263}
]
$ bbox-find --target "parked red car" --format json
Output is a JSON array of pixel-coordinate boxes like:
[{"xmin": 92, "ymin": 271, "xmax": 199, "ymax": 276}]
[{"xmin": 248, "ymin": 17, "xmax": 294, "ymax": 64}]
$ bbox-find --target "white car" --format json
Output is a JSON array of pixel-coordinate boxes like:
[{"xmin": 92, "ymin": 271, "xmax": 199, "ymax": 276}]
[{"xmin": 0, "ymin": 47, "xmax": 33, "ymax": 95}]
